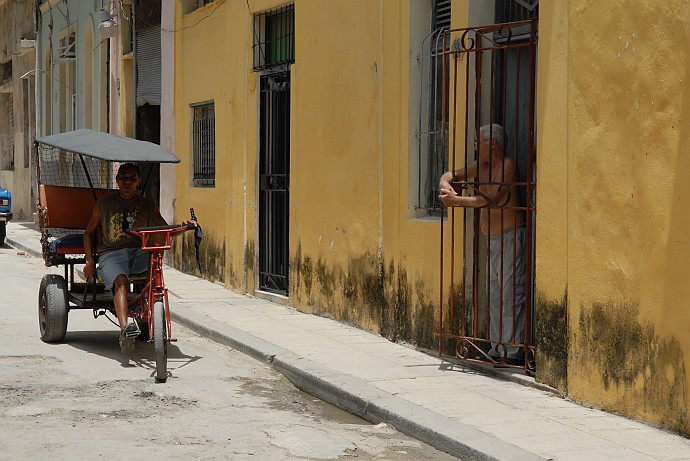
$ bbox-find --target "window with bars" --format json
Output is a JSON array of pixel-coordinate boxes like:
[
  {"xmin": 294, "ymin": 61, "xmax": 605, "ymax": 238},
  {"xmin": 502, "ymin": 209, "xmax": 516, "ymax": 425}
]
[
  {"xmin": 415, "ymin": 0, "xmax": 450, "ymax": 213},
  {"xmin": 0, "ymin": 61, "xmax": 11, "ymax": 86},
  {"xmin": 495, "ymin": 0, "xmax": 539, "ymax": 23},
  {"xmin": 252, "ymin": 4, "xmax": 295, "ymax": 71},
  {"xmin": 182, "ymin": 0, "xmax": 214, "ymax": 14},
  {"xmin": 191, "ymin": 102, "xmax": 215, "ymax": 187},
  {"xmin": 57, "ymin": 33, "xmax": 76, "ymax": 62},
  {"xmin": 1, "ymin": 93, "xmax": 15, "ymax": 171}
]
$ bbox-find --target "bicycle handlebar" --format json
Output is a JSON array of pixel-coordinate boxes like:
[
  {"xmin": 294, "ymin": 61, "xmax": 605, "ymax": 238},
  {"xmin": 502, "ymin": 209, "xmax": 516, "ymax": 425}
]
[
  {"xmin": 124, "ymin": 209, "xmax": 202, "ymax": 272},
  {"xmin": 125, "ymin": 222, "xmax": 196, "ymax": 234}
]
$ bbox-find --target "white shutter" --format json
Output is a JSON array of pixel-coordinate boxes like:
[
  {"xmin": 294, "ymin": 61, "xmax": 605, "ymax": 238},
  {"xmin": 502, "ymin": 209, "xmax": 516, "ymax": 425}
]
[{"xmin": 136, "ymin": 27, "xmax": 161, "ymax": 106}]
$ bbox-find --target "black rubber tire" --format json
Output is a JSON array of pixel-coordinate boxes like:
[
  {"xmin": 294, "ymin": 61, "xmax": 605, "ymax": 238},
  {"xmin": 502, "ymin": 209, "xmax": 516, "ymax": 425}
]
[
  {"xmin": 0, "ymin": 221, "xmax": 5, "ymax": 246},
  {"xmin": 38, "ymin": 274, "xmax": 69, "ymax": 342},
  {"xmin": 153, "ymin": 301, "xmax": 168, "ymax": 382}
]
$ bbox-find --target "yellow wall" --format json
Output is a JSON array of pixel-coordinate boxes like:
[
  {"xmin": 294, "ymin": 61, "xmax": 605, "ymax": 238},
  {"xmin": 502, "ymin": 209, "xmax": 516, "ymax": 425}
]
[
  {"xmin": 288, "ymin": 0, "xmax": 467, "ymax": 344},
  {"xmin": 174, "ymin": 0, "xmax": 464, "ymax": 348},
  {"xmin": 537, "ymin": 1, "xmax": 690, "ymax": 434},
  {"xmin": 173, "ymin": 0, "xmax": 254, "ymax": 288},
  {"xmin": 174, "ymin": 0, "xmax": 690, "ymax": 434}
]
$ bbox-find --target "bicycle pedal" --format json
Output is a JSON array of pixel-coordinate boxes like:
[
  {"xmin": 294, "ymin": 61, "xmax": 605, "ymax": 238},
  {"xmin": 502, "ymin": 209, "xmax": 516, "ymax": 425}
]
[{"xmin": 125, "ymin": 323, "xmax": 141, "ymax": 338}]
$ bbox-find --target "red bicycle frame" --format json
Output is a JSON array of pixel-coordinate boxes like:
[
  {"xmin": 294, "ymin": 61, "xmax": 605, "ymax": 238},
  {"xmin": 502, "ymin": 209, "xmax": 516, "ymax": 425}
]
[{"xmin": 127, "ymin": 223, "xmax": 193, "ymax": 342}]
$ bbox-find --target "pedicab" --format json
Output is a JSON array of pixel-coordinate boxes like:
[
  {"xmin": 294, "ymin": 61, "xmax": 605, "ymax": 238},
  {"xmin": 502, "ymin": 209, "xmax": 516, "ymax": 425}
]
[{"xmin": 34, "ymin": 129, "xmax": 202, "ymax": 382}]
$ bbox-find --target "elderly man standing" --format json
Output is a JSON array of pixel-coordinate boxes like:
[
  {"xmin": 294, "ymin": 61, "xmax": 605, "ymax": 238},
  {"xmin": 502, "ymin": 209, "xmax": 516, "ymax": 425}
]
[{"xmin": 438, "ymin": 124, "xmax": 526, "ymax": 364}]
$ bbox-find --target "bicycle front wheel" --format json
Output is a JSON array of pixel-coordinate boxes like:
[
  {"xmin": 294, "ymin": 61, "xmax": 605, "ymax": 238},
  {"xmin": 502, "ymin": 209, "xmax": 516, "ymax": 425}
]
[{"xmin": 153, "ymin": 301, "xmax": 168, "ymax": 382}]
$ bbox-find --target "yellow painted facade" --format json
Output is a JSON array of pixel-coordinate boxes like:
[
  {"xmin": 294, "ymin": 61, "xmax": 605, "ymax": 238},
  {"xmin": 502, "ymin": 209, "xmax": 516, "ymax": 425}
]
[
  {"xmin": 537, "ymin": 1, "xmax": 690, "ymax": 434},
  {"xmin": 173, "ymin": 0, "xmax": 690, "ymax": 434}
]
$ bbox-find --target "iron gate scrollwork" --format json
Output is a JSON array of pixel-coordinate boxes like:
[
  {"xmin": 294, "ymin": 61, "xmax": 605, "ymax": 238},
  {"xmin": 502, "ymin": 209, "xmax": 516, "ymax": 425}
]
[{"xmin": 439, "ymin": 19, "xmax": 538, "ymax": 373}]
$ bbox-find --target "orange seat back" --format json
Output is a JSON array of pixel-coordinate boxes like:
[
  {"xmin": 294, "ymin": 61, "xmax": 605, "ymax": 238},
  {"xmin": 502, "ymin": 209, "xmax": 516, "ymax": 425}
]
[{"xmin": 39, "ymin": 184, "xmax": 117, "ymax": 229}]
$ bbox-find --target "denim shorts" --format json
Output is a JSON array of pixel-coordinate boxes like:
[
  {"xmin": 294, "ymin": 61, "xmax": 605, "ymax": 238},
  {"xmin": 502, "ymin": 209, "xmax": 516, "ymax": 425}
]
[{"xmin": 98, "ymin": 247, "xmax": 149, "ymax": 290}]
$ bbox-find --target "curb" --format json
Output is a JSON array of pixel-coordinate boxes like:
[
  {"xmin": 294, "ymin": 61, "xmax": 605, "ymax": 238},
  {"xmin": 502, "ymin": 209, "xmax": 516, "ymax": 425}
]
[
  {"xmin": 172, "ymin": 304, "xmax": 543, "ymax": 461},
  {"xmin": 10, "ymin": 232, "xmax": 544, "ymax": 461},
  {"xmin": 7, "ymin": 237, "xmax": 41, "ymax": 259}
]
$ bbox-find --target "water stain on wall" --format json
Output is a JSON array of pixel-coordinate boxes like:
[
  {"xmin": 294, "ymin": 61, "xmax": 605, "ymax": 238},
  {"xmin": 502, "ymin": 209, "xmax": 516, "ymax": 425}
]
[
  {"xmin": 577, "ymin": 301, "xmax": 688, "ymax": 434},
  {"xmin": 244, "ymin": 240, "xmax": 255, "ymax": 272},
  {"xmin": 289, "ymin": 245, "xmax": 437, "ymax": 349},
  {"xmin": 173, "ymin": 232, "xmax": 225, "ymax": 284},
  {"xmin": 243, "ymin": 239, "xmax": 256, "ymax": 292},
  {"xmin": 414, "ymin": 278, "xmax": 437, "ymax": 350},
  {"xmin": 535, "ymin": 290, "xmax": 568, "ymax": 392}
]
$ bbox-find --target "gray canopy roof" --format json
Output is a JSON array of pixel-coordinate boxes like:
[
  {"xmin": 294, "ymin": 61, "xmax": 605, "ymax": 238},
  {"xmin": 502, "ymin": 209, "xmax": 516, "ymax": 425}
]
[{"xmin": 35, "ymin": 129, "xmax": 180, "ymax": 163}]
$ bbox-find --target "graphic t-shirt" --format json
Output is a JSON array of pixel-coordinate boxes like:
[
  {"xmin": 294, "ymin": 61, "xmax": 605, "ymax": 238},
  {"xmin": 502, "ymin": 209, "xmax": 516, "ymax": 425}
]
[{"xmin": 97, "ymin": 193, "xmax": 158, "ymax": 253}]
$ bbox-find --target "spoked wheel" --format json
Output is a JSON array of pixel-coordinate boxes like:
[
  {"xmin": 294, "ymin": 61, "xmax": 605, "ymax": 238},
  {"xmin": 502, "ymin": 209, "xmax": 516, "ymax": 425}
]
[
  {"xmin": 38, "ymin": 274, "xmax": 69, "ymax": 342},
  {"xmin": 153, "ymin": 301, "xmax": 168, "ymax": 382}
]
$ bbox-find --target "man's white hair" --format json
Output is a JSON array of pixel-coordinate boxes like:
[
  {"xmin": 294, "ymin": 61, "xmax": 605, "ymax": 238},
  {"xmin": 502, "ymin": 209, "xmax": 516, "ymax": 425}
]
[{"xmin": 479, "ymin": 124, "xmax": 505, "ymax": 149}]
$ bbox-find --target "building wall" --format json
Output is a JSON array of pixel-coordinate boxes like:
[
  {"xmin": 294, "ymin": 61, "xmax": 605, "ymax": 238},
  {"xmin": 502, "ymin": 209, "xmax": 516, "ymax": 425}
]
[
  {"xmin": 173, "ymin": 0, "xmax": 456, "ymax": 346},
  {"xmin": 173, "ymin": 0, "xmax": 246, "ymax": 285},
  {"xmin": 160, "ymin": 2, "xmax": 176, "ymax": 224},
  {"xmin": 0, "ymin": 0, "xmax": 36, "ymax": 220},
  {"xmin": 37, "ymin": 0, "xmax": 132, "ymax": 138},
  {"xmin": 174, "ymin": 0, "xmax": 690, "ymax": 435},
  {"xmin": 537, "ymin": 1, "xmax": 690, "ymax": 435}
]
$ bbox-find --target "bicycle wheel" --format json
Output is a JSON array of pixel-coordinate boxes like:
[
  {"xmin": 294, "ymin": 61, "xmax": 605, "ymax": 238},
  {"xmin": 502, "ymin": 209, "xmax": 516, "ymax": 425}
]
[{"xmin": 153, "ymin": 301, "xmax": 168, "ymax": 382}]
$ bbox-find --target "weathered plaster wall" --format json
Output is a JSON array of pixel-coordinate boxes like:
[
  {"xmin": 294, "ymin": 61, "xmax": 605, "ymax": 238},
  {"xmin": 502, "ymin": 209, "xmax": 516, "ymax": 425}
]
[
  {"xmin": 288, "ymin": 0, "xmax": 465, "ymax": 347},
  {"xmin": 173, "ymin": 0, "xmax": 468, "ymax": 350},
  {"xmin": 535, "ymin": 1, "xmax": 569, "ymax": 392},
  {"xmin": 538, "ymin": 0, "xmax": 690, "ymax": 433},
  {"xmin": 173, "ymin": 0, "xmax": 249, "ymax": 287},
  {"xmin": 0, "ymin": 0, "xmax": 35, "ymax": 220}
]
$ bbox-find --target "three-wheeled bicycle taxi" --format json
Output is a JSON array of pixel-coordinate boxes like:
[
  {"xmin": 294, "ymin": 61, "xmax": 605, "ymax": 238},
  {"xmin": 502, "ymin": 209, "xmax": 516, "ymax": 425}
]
[{"xmin": 34, "ymin": 129, "xmax": 201, "ymax": 382}]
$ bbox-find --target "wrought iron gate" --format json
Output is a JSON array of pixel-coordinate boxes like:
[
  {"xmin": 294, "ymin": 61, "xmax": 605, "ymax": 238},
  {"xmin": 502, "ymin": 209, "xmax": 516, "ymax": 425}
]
[
  {"xmin": 439, "ymin": 19, "xmax": 538, "ymax": 372},
  {"xmin": 259, "ymin": 72, "xmax": 290, "ymax": 294}
]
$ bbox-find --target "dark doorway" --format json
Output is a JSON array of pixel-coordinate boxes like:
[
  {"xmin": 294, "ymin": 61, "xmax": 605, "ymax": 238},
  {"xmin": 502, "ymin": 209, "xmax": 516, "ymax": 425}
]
[
  {"xmin": 136, "ymin": 103, "xmax": 161, "ymax": 205},
  {"xmin": 439, "ymin": 18, "xmax": 538, "ymax": 372},
  {"xmin": 258, "ymin": 72, "xmax": 290, "ymax": 295}
]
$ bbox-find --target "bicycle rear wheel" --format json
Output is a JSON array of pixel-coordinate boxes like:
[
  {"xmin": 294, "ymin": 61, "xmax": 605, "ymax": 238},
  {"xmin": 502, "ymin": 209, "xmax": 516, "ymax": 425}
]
[{"xmin": 153, "ymin": 301, "xmax": 168, "ymax": 382}]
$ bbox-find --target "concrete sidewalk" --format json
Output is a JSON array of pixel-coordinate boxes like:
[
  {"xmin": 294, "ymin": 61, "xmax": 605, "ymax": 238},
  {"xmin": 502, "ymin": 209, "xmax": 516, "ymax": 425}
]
[{"xmin": 7, "ymin": 221, "xmax": 690, "ymax": 461}]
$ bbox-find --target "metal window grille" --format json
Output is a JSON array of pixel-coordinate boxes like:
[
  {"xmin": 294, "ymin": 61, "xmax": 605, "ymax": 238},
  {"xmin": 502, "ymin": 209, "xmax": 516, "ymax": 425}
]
[
  {"xmin": 416, "ymin": 0, "xmax": 451, "ymax": 213},
  {"xmin": 252, "ymin": 4, "xmax": 295, "ymax": 71},
  {"xmin": 1, "ymin": 94, "xmax": 15, "ymax": 171},
  {"xmin": 191, "ymin": 102, "xmax": 215, "ymax": 187},
  {"xmin": 495, "ymin": 0, "xmax": 539, "ymax": 23},
  {"xmin": 57, "ymin": 33, "xmax": 76, "ymax": 63}
]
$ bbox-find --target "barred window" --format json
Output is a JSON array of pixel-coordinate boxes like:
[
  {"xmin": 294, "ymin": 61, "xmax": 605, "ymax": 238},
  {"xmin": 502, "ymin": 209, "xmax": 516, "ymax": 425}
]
[
  {"xmin": 415, "ymin": 0, "xmax": 450, "ymax": 214},
  {"xmin": 495, "ymin": 0, "xmax": 539, "ymax": 23},
  {"xmin": 191, "ymin": 102, "xmax": 215, "ymax": 187},
  {"xmin": 182, "ymin": 0, "xmax": 214, "ymax": 15},
  {"xmin": 252, "ymin": 4, "xmax": 295, "ymax": 71}
]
